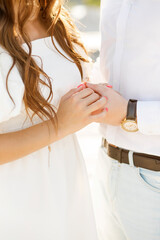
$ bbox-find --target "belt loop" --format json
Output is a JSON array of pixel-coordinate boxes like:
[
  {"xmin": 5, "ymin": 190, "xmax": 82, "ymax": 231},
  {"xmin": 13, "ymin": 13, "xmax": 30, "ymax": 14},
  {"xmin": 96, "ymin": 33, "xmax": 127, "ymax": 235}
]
[
  {"xmin": 128, "ymin": 151, "xmax": 134, "ymax": 167},
  {"xmin": 101, "ymin": 138, "xmax": 105, "ymax": 148}
]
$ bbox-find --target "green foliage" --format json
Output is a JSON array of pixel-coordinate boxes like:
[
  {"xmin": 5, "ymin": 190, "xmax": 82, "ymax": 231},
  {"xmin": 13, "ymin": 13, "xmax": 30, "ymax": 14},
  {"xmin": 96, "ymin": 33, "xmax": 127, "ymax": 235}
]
[{"xmin": 83, "ymin": 0, "xmax": 100, "ymax": 6}]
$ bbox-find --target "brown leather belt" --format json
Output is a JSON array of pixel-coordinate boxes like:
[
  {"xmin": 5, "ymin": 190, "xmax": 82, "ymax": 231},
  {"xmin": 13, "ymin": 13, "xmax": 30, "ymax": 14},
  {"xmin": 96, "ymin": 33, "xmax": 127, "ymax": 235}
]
[{"xmin": 102, "ymin": 138, "xmax": 160, "ymax": 171}]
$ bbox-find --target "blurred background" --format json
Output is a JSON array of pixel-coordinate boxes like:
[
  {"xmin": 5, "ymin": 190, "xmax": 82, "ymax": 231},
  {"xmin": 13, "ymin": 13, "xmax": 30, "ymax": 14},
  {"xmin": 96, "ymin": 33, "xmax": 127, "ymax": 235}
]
[
  {"xmin": 69, "ymin": 0, "xmax": 101, "ymax": 60},
  {"xmin": 68, "ymin": 0, "xmax": 102, "ymax": 180}
]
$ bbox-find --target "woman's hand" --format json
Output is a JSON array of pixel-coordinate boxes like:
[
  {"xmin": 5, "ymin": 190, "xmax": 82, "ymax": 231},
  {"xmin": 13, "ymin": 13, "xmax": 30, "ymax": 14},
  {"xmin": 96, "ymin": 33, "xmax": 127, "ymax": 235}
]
[
  {"xmin": 86, "ymin": 83, "xmax": 128, "ymax": 126},
  {"xmin": 56, "ymin": 86, "xmax": 108, "ymax": 139},
  {"xmin": 0, "ymin": 85, "xmax": 108, "ymax": 164}
]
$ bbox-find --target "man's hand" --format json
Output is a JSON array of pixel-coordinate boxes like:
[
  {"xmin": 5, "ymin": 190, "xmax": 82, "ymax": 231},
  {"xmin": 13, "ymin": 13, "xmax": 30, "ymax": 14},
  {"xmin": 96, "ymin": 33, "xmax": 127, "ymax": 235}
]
[{"xmin": 86, "ymin": 83, "xmax": 128, "ymax": 125}]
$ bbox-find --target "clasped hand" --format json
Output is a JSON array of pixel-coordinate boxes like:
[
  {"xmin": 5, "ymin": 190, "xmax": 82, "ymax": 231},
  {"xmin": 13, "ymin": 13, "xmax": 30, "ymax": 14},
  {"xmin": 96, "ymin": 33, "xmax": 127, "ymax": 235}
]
[
  {"xmin": 56, "ymin": 85, "xmax": 108, "ymax": 139},
  {"xmin": 57, "ymin": 83, "xmax": 128, "ymax": 139}
]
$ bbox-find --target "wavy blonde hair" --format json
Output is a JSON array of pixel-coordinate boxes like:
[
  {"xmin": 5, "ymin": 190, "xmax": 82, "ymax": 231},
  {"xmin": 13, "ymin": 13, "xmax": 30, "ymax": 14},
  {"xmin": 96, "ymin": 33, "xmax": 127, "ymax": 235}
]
[{"xmin": 0, "ymin": 0, "xmax": 88, "ymax": 126}]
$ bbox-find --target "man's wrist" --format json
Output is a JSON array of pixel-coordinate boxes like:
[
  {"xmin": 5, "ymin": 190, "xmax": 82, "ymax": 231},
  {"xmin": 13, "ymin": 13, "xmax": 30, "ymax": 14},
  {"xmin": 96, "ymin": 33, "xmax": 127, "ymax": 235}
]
[{"xmin": 121, "ymin": 99, "xmax": 138, "ymax": 132}]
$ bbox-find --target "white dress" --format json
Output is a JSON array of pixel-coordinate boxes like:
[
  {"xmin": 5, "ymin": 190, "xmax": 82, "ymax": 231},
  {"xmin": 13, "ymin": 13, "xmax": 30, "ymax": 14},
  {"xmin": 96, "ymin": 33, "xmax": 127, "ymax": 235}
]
[{"xmin": 0, "ymin": 38, "xmax": 98, "ymax": 240}]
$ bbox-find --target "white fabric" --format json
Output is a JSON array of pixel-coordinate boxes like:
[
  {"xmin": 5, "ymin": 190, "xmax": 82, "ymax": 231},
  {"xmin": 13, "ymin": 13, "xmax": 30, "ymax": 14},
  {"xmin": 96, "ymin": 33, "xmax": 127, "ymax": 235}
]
[
  {"xmin": 0, "ymin": 51, "xmax": 25, "ymax": 123},
  {"xmin": 96, "ymin": 1, "xmax": 160, "ymax": 240},
  {"xmin": 92, "ymin": 147, "xmax": 160, "ymax": 240},
  {"xmin": 0, "ymin": 38, "xmax": 98, "ymax": 240},
  {"xmin": 100, "ymin": 0, "xmax": 160, "ymax": 155}
]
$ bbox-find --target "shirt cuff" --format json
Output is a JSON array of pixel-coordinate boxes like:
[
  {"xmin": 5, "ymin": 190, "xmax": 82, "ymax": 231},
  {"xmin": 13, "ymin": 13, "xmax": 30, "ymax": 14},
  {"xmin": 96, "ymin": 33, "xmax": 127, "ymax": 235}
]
[{"xmin": 137, "ymin": 101, "xmax": 160, "ymax": 135}]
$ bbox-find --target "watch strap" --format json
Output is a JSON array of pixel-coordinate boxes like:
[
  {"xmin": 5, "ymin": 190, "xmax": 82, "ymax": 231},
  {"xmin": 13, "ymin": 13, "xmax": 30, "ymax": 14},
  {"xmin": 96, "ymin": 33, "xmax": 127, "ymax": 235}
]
[{"xmin": 126, "ymin": 99, "xmax": 137, "ymax": 121}]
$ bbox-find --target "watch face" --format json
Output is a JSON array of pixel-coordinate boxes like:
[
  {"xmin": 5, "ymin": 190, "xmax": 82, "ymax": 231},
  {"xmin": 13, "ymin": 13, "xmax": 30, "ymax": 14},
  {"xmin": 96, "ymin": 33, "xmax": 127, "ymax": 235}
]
[{"xmin": 122, "ymin": 120, "xmax": 138, "ymax": 132}]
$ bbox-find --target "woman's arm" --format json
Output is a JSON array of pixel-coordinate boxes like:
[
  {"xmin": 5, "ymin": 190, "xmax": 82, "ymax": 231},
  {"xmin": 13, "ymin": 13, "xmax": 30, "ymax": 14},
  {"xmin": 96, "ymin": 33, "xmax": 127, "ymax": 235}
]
[
  {"xmin": 0, "ymin": 120, "xmax": 55, "ymax": 164},
  {"xmin": 0, "ymin": 86, "xmax": 107, "ymax": 164}
]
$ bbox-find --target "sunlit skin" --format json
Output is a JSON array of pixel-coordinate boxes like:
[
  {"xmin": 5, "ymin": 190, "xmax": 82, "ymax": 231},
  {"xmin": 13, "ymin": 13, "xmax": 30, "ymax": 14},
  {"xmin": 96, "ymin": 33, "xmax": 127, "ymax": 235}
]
[{"xmin": 14, "ymin": 0, "xmax": 49, "ymax": 42}]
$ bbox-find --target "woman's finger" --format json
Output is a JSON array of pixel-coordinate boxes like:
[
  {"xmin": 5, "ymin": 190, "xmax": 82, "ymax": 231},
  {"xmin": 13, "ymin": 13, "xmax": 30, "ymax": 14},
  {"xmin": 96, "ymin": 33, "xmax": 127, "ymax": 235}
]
[
  {"xmin": 87, "ymin": 96, "xmax": 107, "ymax": 113},
  {"xmin": 61, "ymin": 86, "xmax": 83, "ymax": 101},
  {"xmin": 89, "ymin": 109, "xmax": 108, "ymax": 123},
  {"xmin": 86, "ymin": 83, "xmax": 108, "ymax": 96},
  {"xmin": 73, "ymin": 88, "xmax": 94, "ymax": 99},
  {"xmin": 82, "ymin": 92, "xmax": 100, "ymax": 106}
]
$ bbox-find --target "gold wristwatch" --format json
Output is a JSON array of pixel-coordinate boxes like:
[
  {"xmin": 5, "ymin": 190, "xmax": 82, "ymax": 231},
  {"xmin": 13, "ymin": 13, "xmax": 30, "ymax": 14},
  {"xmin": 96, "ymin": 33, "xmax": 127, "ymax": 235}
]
[{"xmin": 121, "ymin": 99, "xmax": 138, "ymax": 132}]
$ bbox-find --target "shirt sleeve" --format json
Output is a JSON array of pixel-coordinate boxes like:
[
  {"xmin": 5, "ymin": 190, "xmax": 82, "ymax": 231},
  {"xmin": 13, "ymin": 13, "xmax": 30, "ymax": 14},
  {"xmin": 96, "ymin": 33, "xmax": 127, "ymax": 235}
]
[
  {"xmin": 0, "ymin": 51, "xmax": 24, "ymax": 123},
  {"xmin": 137, "ymin": 101, "xmax": 160, "ymax": 135}
]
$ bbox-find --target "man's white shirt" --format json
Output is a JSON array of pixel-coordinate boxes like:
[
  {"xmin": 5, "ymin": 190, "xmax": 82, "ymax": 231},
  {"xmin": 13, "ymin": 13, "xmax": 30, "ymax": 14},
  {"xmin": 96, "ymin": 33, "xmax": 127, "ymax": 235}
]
[{"xmin": 100, "ymin": 0, "xmax": 160, "ymax": 155}]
